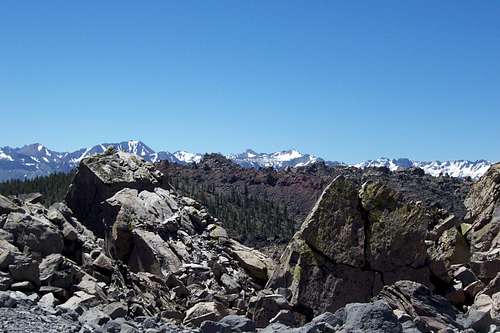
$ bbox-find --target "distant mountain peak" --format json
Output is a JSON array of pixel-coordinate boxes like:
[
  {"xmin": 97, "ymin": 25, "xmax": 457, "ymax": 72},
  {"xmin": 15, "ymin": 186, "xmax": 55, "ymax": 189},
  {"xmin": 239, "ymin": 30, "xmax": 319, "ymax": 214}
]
[{"xmin": 0, "ymin": 141, "xmax": 495, "ymax": 181}]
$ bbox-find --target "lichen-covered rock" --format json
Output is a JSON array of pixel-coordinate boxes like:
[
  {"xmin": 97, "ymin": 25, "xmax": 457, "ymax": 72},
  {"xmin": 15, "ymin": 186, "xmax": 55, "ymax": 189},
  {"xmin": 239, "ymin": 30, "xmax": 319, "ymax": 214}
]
[
  {"xmin": 300, "ymin": 176, "xmax": 365, "ymax": 267},
  {"xmin": 267, "ymin": 237, "xmax": 375, "ymax": 316},
  {"xmin": 65, "ymin": 150, "xmax": 161, "ymax": 236},
  {"xmin": 267, "ymin": 176, "xmax": 434, "ymax": 316}
]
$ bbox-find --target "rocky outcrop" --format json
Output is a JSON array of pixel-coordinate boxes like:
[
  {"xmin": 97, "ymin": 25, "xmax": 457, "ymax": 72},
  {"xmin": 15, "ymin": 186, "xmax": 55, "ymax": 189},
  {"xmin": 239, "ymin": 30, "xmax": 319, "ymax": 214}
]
[
  {"xmin": 0, "ymin": 151, "xmax": 277, "ymax": 332},
  {"xmin": 1, "ymin": 152, "xmax": 499, "ymax": 333},
  {"xmin": 266, "ymin": 176, "xmax": 435, "ymax": 316},
  {"xmin": 464, "ymin": 163, "xmax": 500, "ymax": 280},
  {"xmin": 65, "ymin": 149, "xmax": 162, "ymax": 236}
]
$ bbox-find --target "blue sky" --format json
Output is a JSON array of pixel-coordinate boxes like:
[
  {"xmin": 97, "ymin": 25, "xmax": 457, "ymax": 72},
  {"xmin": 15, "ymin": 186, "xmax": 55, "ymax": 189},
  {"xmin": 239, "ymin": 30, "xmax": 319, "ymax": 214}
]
[{"xmin": 1, "ymin": 1, "xmax": 499, "ymax": 163}]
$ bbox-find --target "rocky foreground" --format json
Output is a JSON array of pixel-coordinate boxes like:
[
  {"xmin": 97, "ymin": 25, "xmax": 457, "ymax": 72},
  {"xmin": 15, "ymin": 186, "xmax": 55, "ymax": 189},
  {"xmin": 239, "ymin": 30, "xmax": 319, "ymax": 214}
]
[{"xmin": 0, "ymin": 148, "xmax": 499, "ymax": 332}]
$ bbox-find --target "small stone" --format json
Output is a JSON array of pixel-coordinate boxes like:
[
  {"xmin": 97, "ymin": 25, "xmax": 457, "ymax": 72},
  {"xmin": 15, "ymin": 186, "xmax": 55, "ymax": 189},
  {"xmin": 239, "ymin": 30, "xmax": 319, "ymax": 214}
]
[{"xmin": 10, "ymin": 281, "xmax": 35, "ymax": 292}]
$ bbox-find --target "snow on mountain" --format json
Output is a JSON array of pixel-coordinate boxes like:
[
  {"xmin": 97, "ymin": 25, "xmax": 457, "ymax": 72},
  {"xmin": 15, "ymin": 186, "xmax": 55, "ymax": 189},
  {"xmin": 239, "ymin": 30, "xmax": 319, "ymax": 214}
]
[
  {"xmin": 0, "ymin": 150, "xmax": 13, "ymax": 161},
  {"xmin": 0, "ymin": 141, "xmax": 495, "ymax": 181},
  {"xmin": 354, "ymin": 158, "xmax": 492, "ymax": 179},
  {"xmin": 173, "ymin": 151, "xmax": 203, "ymax": 164},
  {"xmin": 229, "ymin": 149, "xmax": 324, "ymax": 169}
]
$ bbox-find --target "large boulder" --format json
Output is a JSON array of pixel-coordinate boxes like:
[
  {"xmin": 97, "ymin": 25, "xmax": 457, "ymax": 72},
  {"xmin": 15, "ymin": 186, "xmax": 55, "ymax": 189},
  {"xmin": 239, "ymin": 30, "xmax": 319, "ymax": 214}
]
[
  {"xmin": 183, "ymin": 301, "xmax": 228, "ymax": 327},
  {"xmin": 266, "ymin": 176, "xmax": 433, "ymax": 316},
  {"xmin": 464, "ymin": 163, "xmax": 500, "ymax": 271},
  {"xmin": 0, "ymin": 194, "xmax": 22, "ymax": 215},
  {"xmin": 340, "ymin": 300, "xmax": 402, "ymax": 333},
  {"xmin": 65, "ymin": 150, "xmax": 161, "ymax": 237},
  {"xmin": 228, "ymin": 240, "xmax": 274, "ymax": 283},
  {"xmin": 377, "ymin": 280, "xmax": 465, "ymax": 331},
  {"xmin": 101, "ymin": 187, "xmax": 178, "ymax": 261},
  {"xmin": 127, "ymin": 229, "xmax": 181, "ymax": 276},
  {"xmin": 3, "ymin": 212, "xmax": 64, "ymax": 256}
]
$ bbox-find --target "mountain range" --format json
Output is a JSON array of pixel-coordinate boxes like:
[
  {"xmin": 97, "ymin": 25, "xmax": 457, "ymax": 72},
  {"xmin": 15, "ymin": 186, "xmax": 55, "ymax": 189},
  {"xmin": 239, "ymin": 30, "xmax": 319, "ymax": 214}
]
[{"xmin": 0, "ymin": 140, "xmax": 493, "ymax": 181}]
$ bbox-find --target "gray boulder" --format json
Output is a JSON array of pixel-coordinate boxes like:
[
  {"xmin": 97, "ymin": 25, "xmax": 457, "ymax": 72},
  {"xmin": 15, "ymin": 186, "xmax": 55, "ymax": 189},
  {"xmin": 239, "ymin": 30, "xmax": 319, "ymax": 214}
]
[
  {"xmin": 464, "ymin": 163, "xmax": 500, "ymax": 279},
  {"xmin": 183, "ymin": 301, "xmax": 228, "ymax": 327},
  {"xmin": 219, "ymin": 315, "xmax": 256, "ymax": 332},
  {"xmin": 267, "ymin": 176, "xmax": 433, "ymax": 315},
  {"xmin": 3, "ymin": 212, "xmax": 63, "ymax": 256},
  {"xmin": 341, "ymin": 300, "xmax": 402, "ymax": 333},
  {"xmin": 65, "ymin": 150, "xmax": 161, "ymax": 237},
  {"xmin": 377, "ymin": 280, "xmax": 464, "ymax": 331},
  {"xmin": 0, "ymin": 194, "xmax": 22, "ymax": 215}
]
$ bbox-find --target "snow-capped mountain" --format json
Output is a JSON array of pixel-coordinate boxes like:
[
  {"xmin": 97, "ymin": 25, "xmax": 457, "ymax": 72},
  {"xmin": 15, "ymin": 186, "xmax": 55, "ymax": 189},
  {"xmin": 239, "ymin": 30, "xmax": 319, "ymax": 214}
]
[
  {"xmin": 228, "ymin": 149, "xmax": 333, "ymax": 169},
  {"xmin": 0, "ymin": 141, "xmax": 201, "ymax": 181},
  {"xmin": 0, "ymin": 140, "xmax": 495, "ymax": 181},
  {"xmin": 355, "ymin": 158, "xmax": 492, "ymax": 179}
]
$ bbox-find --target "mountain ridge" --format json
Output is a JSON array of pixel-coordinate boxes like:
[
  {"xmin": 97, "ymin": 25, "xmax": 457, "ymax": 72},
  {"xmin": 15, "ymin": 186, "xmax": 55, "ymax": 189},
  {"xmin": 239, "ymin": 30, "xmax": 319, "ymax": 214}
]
[{"xmin": 0, "ymin": 140, "xmax": 494, "ymax": 181}]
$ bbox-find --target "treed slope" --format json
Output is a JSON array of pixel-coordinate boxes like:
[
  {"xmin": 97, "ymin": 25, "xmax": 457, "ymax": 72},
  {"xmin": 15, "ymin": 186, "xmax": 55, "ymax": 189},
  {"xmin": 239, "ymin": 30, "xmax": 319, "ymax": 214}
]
[
  {"xmin": 0, "ymin": 171, "xmax": 75, "ymax": 205},
  {"xmin": 157, "ymin": 154, "xmax": 473, "ymax": 247}
]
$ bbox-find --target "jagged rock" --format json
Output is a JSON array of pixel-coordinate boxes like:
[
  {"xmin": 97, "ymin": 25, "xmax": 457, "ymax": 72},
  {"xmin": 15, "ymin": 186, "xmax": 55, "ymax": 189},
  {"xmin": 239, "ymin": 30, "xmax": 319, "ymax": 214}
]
[
  {"xmin": 0, "ymin": 290, "xmax": 33, "ymax": 308},
  {"xmin": 10, "ymin": 280, "xmax": 35, "ymax": 291},
  {"xmin": 58, "ymin": 291, "xmax": 97, "ymax": 312},
  {"xmin": 79, "ymin": 307, "xmax": 111, "ymax": 328},
  {"xmin": 3, "ymin": 212, "xmax": 64, "ymax": 256},
  {"xmin": 0, "ymin": 194, "xmax": 22, "ymax": 215},
  {"xmin": 340, "ymin": 300, "xmax": 402, "ymax": 333},
  {"xmin": 268, "ymin": 236, "xmax": 376, "ymax": 316},
  {"xmin": 128, "ymin": 229, "xmax": 181, "ymax": 276},
  {"xmin": 62, "ymin": 222, "xmax": 78, "ymax": 241},
  {"xmin": 481, "ymin": 272, "xmax": 500, "ymax": 297},
  {"xmin": 209, "ymin": 225, "xmax": 228, "ymax": 240},
  {"xmin": 65, "ymin": 150, "xmax": 161, "ymax": 237},
  {"xmin": 39, "ymin": 253, "xmax": 84, "ymax": 289},
  {"xmin": 267, "ymin": 177, "xmax": 434, "ymax": 315},
  {"xmin": 453, "ymin": 266, "xmax": 479, "ymax": 286},
  {"xmin": 300, "ymin": 175, "xmax": 365, "ymax": 267},
  {"xmin": 464, "ymin": 163, "xmax": 500, "ymax": 281},
  {"xmin": 218, "ymin": 315, "xmax": 256, "ymax": 332},
  {"xmin": 492, "ymin": 292, "xmax": 500, "ymax": 323},
  {"xmin": 428, "ymin": 215, "xmax": 460, "ymax": 241},
  {"xmin": 359, "ymin": 181, "xmax": 430, "ymax": 276},
  {"xmin": 470, "ymin": 258, "xmax": 500, "ymax": 280},
  {"xmin": 183, "ymin": 301, "xmax": 228, "ymax": 327},
  {"xmin": 220, "ymin": 273, "xmax": 240, "ymax": 294},
  {"xmin": 102, "ymin": 301, "xmax": 128, "ymax": 319},
  {"xmin": 39, "ymin": 286, "xmax": 67, "ymax": 299},
  {"xmin": 38, "ymin": 292, "xmax": 58, "ymax": 309},
  {"xmin": 249, "ymin": 293, "xmax": 291, "ymax": 328},
  {"xmin": 428, "ymin": 228, "xmax": 470, "ymax": 281},
  {"xmin": 463, "ymin": 294, "xmax": 499, "ymax": 331},
  {"xmin": 9, "ymin": 257, "xmax": 40, "ymax": 286},
  {"xmin": 199, "ymin": 321, "xmax": 231, "ymax": 333},
  {"xmin": 92, "ymin": 253, "xmax": 114, "ymax": 273},
  {"xmin": 228, "ymin": 240, "xmax": 273, "ymax": 283},
  {"xmin": 377, "ymin": 281, "xmax": 464, "ymax": 331}
]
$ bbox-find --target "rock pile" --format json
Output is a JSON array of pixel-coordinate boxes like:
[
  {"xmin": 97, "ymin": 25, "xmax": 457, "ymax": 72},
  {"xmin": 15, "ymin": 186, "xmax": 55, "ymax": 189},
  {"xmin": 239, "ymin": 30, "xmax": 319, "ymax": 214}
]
[
  {"xmin": 0, "ymin": 149, "xmax": 273, "ymax": 332},
  {"xmin": 0, "ymin": 149, "xmax": 499, "ymax": 333}
]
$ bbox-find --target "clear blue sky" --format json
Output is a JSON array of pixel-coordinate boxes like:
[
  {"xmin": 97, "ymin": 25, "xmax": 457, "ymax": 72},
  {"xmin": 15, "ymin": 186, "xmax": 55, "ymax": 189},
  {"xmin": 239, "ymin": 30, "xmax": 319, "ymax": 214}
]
[{"xmin": 1, "ymin": 1, "xmax": 499, "ymax": 163}]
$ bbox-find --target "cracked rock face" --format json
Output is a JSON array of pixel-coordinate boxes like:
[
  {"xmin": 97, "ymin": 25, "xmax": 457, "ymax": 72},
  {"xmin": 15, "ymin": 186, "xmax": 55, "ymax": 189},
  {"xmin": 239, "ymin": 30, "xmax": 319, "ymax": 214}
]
[
  {"xmin": 464, "ymin": 163, "xmax": 500, "ymax": 267},
  {"xmin": 65, "ymin": 150, "xmax": 161, "ymax": 237},
  {"xmin": 266, "ymin": 175, "xmax": 433, "ymax": 315}
]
